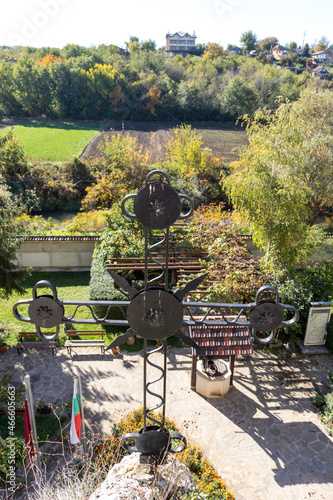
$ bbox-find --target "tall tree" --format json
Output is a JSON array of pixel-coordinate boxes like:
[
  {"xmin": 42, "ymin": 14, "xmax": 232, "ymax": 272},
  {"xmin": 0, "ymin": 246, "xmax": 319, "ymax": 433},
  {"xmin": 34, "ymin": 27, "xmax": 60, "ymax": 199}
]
[
  {"xmin": 202, "ymin": 43, "xmax": 224, "ymax": 60},
  {"xmin": 224, "ymin": 88, "xmax": 333, "ymax": 271},
  {"xmin": 240, "ymin": 30, "xmax": 258, "ymax": 52},
  {"xmin": 0, "ymin": 182, "xmax": 30, "ymax": 297},
  {"xmin": 141, "ymin": 39, "xmax": 156, "ymax": 51},
  {"xmin": 302, "ymin": 43, "xmax": 310, "ymax": 58},
  {"xmin": 258, "ymin": 37, "xmax": 279, "ymax": 53},
  {"xmin": 315, "ymin": 36, "xmax": 330, "ymax": 52}
]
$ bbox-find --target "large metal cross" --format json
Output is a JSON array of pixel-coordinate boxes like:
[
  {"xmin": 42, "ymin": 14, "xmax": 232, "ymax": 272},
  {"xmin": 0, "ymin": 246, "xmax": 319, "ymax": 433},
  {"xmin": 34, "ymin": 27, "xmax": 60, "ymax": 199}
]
[{"xmin": 13, "ymin": 170, "xmax": 299, "ymax": 463}]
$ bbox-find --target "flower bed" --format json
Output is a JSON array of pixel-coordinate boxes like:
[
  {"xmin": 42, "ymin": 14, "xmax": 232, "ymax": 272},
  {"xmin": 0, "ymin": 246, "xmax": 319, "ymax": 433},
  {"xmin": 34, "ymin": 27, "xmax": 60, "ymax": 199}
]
[{"xmin": 94, "ymin": 408, "xmax": 234, "ymax": 500}]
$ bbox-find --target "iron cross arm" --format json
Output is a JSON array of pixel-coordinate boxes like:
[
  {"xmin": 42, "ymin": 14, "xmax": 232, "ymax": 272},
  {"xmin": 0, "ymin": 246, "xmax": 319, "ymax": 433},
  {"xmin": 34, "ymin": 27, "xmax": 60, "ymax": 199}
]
[{"xmin": 12, "ymin": 280, "xmax": 299, "ymax": 342}]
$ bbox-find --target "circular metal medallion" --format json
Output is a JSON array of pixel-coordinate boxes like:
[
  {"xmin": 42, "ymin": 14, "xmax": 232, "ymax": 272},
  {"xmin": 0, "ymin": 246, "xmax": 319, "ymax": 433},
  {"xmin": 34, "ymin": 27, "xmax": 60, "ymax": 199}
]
[
  {"xmin": 249, "ymin": 301, "xmax": 284, "ymax": 332},
  {"xmin": 134, "ymin": 182, "xmax": 181, "ymax": 229},
  {"xmin": 127, "ymin": 289, "xmax": 183, "ymax": 340},
  {"xmin": 28, "ymin": 295, "xmax": 64, "ymax": 329}
]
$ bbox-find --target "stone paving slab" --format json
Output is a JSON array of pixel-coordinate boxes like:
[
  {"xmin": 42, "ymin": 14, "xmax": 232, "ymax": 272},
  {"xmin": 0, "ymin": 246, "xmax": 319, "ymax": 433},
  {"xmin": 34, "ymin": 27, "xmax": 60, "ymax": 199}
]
[{"xmin": 1, "ymin": 345, "xmax": 333, "ymax": 499}]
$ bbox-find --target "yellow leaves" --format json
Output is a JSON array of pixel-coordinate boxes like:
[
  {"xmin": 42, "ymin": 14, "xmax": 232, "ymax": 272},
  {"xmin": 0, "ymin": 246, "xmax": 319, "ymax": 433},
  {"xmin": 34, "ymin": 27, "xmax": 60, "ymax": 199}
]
[
  {"xmin": 146, "ymin": 85, "xmax": 161, "ymax": 116},
  {"xmin": 37, "ymin": 54, "xmax": 63, "ymax": 69},
  {"xmin": 62, "ymin": 210, "xmax": 110, "ymax": 233},
  {"xmin": 87, "ymin": 63, "xmax": 116, "ymax": 79},
  {"xmin": 202, "ymin": 42, "xmax": 224, "ymax": 61}
]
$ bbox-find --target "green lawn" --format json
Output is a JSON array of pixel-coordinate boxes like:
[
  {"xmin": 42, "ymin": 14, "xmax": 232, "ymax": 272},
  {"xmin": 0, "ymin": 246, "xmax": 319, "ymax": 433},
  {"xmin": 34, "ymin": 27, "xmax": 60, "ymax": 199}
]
[
  {"xmin": 0, "ymin": 414, "xmax": 66, "ymax": 443},
  {"xmin": 0, "ymin": 120, "xmax": 102, "ymax": 160}
]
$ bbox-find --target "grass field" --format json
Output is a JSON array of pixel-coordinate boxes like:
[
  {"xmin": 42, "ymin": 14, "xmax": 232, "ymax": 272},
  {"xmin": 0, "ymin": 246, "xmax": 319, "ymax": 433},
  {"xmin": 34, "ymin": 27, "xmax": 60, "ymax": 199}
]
[{"xmin": 0, "ymin": 120, "xmax": 102, "ymax": 160}]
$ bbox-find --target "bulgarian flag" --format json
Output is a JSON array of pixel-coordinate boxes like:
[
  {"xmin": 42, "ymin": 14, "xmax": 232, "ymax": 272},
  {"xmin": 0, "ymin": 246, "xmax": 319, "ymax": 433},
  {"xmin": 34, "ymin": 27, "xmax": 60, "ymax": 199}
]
[{"xmin": 70, "ymin": 378, "xmax": 82, "ymax": 444}]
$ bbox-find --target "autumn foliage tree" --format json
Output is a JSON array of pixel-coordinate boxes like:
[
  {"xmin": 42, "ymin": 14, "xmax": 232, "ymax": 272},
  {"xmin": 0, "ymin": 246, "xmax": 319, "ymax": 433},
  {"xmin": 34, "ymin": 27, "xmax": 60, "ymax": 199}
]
[
  {"xmin": 162, "ymin": 125, "xmax": 226, "ymax": 205},
  {"xmin": 224, "ymin": 88, "xmax": 333, "ymax": 272},
  {"xmin": 0, "ymin": 182, "xmax": 30, "ymax": 297},
  {"xmin": 82, "ymin": 133, "xmax": 150, "ymax": 210},
  {"xmin": 181, "ymin": 204, "xmax": 265, "ymax": 302},
  {"xmin": 146, "ymin": 85, "xmax": 161, "ymax": 116},
  {"xmin": 37, "ymin": 53, "xmax": 63, "ymax": 69}
]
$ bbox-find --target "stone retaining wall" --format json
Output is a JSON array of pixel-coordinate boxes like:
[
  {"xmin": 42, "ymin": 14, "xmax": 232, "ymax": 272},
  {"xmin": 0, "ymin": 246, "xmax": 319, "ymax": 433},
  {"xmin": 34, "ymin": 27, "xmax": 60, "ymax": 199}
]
[
  {"xmin": 16, "ymin": 237, "xmax": 98, "ymax": 270},
  {"xmin": 15, "ymin": 234, "xmax": 333, "ymax": 270}
]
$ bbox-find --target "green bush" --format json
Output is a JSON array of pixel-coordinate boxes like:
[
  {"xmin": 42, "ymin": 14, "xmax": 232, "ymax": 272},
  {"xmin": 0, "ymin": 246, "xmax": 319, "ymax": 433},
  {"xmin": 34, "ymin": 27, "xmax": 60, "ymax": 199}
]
[
  {"xmin": 326, "ymin": 318, "xmax": 333, "ymax": 354},
  {"xmin": 89, "ymin": 248, "xmax": 129, "ymax": 335},
  {"xmin": 271, "ymin": 261, "xmax": 333, "ymax": 340},
  {"xmin": 313, "ymin": 372, "xmax": 333, "ymax": 435},
  {"xmin": 0, "ymin": 130, "xmax": 28, "ymax": 178}
]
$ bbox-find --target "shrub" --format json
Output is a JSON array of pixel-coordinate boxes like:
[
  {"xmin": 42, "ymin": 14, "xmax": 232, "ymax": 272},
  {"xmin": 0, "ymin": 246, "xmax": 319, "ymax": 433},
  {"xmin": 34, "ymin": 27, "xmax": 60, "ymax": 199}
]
[
  {"xmin": 88, "ymin": 247, "xmax": 129, "ymax": 335},
  {"xmin": 326, "ymin": 318, "xmax": 333, "ymax": 353},
  {"xmin": 313, "ymin": 371, "xmax": 333, "ymax": 435},
  {"xmin": 62, "ymin": 210, "xmax": 110, "ymax": 234},
  {"xmin": 177, "ymin": 204, "xmax": 265, "ymax": 302},
  {"xmin": 97, "ymin": 203, "xmax": 145, "ymax": 260},
  {"xmin": 25, "ymin": 161, "xmax": 82, "ymax": 211},
  {"xmin": 162, "ymin": 125, "xmax": 226, "ymax": 207},
  {"xmin": 271, "ymin": 261, "xmax": 333, "ymax": 340},
  {"xmin": 64, "ymin": 158, "xmax": 96, "ymax": 197},
  {"xmin": 81, "ymin": 133, "xmax": 150, "ymax": 210},
  {"xmin": 0, "ymin": 130, "xmax": 28, "ymax": 178}
]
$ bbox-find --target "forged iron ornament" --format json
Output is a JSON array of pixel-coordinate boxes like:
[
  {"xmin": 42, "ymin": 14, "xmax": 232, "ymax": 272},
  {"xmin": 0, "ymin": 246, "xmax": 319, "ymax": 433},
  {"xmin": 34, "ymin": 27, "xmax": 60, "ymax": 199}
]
[
  {"xmin": 121, "ymin": 169, "xmax": 194, "ymax": 230},
  {"xmin": 12, "ymin": 169, "xmax": 299, "ymax": 464}
]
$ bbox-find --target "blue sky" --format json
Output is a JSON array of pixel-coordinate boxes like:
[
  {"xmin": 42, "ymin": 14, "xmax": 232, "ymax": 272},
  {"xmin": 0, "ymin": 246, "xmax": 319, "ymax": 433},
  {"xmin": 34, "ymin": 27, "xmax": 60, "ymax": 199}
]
[{"xmin": 1, "ymin": 0, "xmax": 332, "ymax": 49}]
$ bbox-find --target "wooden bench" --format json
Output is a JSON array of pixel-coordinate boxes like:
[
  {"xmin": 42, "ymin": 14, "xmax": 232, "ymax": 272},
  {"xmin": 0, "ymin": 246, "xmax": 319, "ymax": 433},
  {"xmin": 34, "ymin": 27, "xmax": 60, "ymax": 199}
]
[
  {"xmin": 16, "ymin": 332, "xmax": 57, "ymax": 355},
  {"xmin": 65, "ymin": 330, "xmax": 106, "ymax": 356},
  {"xmin": 106, "ymin": 250, "xmax": 207, "ymax": 284},
  {"xmin": 189, "ymin": 323, "xmax": 253, "ymax": 390}
]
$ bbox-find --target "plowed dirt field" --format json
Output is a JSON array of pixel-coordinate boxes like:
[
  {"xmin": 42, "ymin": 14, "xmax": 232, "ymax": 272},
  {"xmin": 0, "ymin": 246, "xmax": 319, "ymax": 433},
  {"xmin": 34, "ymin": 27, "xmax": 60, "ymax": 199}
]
[{"xmin": 81, "ymin": 122, "xmax": 248, "ymax": 163}]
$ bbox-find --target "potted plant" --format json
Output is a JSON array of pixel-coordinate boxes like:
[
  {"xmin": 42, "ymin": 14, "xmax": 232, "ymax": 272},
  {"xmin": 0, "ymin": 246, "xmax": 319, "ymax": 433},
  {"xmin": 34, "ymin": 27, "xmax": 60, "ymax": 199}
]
[
  {"xmin": 36, "ymin": 396, "xmax": 51, "ymax": 415},
  {"xmin": 15, "ymin": 403, "xmax": 26, "ymax": 415},
  {"xmin": 126, "ymin": 336, "xmax": 135, "ymax": 347}
]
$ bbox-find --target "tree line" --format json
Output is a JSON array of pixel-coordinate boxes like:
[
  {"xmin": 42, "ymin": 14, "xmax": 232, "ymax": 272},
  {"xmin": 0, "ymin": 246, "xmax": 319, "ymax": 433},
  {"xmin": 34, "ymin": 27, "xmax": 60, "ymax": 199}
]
[{"xmin": 0, "ymin": 42, "xmax": 316, "ymax": 122}]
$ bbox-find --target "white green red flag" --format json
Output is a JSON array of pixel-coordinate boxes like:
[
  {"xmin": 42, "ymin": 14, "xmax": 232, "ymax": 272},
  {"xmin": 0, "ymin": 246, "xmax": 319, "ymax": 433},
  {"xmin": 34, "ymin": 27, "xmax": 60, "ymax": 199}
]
[{"xmin": 70, "ymin": 378, "xmax": 82, "ymax": 444}]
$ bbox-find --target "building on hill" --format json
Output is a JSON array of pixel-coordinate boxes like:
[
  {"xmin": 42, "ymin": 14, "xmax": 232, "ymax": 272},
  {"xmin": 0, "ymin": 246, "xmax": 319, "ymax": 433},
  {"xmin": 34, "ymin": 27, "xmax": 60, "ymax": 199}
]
[
  {"xmin": 272, "ymin": 44, "xmax": 289, "ymax": 60},
  {"xmin": 312, "ymin": 65, "xmax": 331, "ymax": 79},
  {"xmin": 229, "ymin": 46, "xmax": 243, "ymax": 55},
  {"xmin": 166, "ymin": 31, "xmax": 196, "ymax": 57},
  {"xmin": 311, "ymin": 51, "xmax": 328, "ymax": 62}
]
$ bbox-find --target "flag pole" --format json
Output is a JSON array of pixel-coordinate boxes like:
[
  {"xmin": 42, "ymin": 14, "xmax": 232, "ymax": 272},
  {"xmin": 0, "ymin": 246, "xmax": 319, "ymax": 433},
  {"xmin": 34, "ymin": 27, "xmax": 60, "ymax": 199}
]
[
  {"xmin": 77, "ymin": 375, "xmax": 87, "ymax": 455},
  {"xmin": 24, "ymin": 375, "xmax": 42, "ymax": 471}
]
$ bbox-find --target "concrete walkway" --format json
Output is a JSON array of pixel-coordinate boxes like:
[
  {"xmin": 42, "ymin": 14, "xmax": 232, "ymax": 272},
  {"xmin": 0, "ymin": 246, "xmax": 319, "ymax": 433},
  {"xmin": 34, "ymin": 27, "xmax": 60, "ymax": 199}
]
[{"xmin": 1, "ymin": 345, "xmax": 333, "ymax": 500}]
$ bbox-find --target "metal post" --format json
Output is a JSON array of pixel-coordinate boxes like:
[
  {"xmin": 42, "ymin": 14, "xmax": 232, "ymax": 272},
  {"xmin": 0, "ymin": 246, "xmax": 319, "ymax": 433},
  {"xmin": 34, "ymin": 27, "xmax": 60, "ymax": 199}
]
[
  {"xmin": 76, "ymin": 375, "xmax": 87, "ymax": 456},
  {"xmin": 162, "ymin": 339, "xmax": 167, "ymax": 426},
  {"xmin": 24, "ymin": 375, "xmax": 42, "ymax": 471},
  {"xmin": 144, "ymin": 226, "xmax": 149, "ymax": 290},
  {"xmin": 143, "ymin": 338, "xmax": 147, "ymax": 431},
  {"xmin": 164, "ymin": 229, "xmax": 169, "ymax": 290}
]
